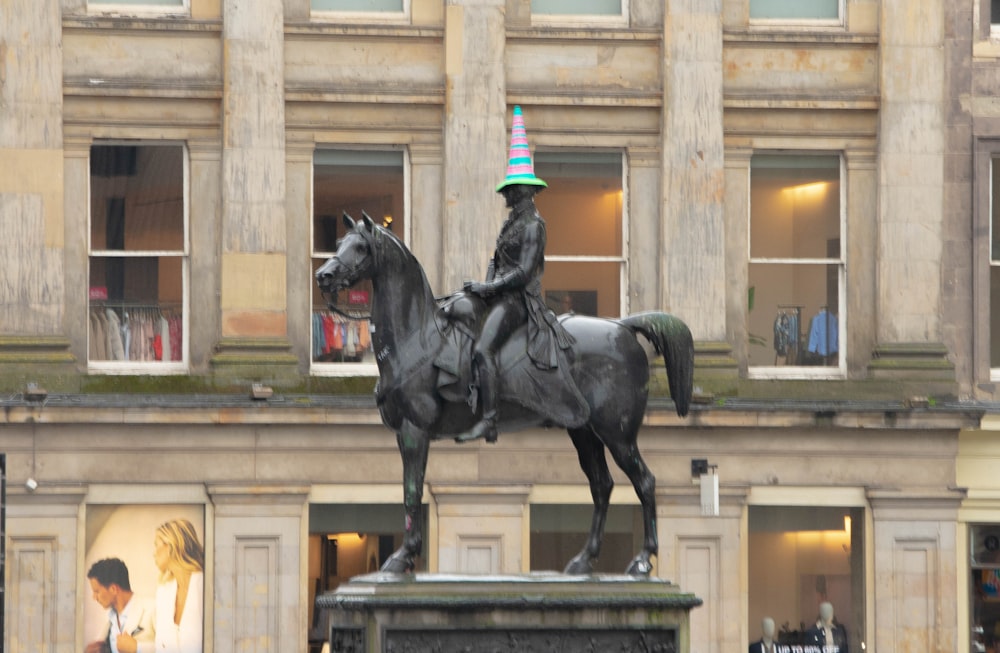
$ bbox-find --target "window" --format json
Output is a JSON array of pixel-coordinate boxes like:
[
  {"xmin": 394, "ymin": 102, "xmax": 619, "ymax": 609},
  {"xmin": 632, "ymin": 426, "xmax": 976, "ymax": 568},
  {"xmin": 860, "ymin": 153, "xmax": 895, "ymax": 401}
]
[
  {"xmin": 307, "ymin": 503, "xmax": 428, "ymax": 642},
  {"xmin": 993, "ymin": 0, "xmax": 1000, "ymax": 31},
  {"xmin": 312, "ymin": 149, "xmax": 406, "ymax": 373},
  {"xmin": 748, "ymin": 154, "xmax": 844, "ymax": 374},
  {"xmin": 749, "ymin": 506, "xmax": 864, "ymax": 653},
  {"xmin": 749, "ymin": 0, "xmax": 841, "ymax": 25},
  {"xmin": 530, "ymin": 504, "xmax": 641, "ymax": 573},
  {"xmin": 87, "ymin": 0, "xmax": 187, "ymax": 15},
  {"xmin": 970, "ymin": 525, "xmax": 1000, "ymax": 652},
  {"xmin": 534, "ymin": 152, "xmax": 625, "ymax": 318},
  {"xmin": 990, "ymin": 157, "xmax": 1000, "ymax": 373},
  {"xmin": 531, "ymin": 0, "xmax": 626, "ymax": 26},
  {"xmin": 311, "ymin": 0, "xmax": 407, "ymax": 22},
  {"xmin": 88, "ymin": 143, "xmax": 187, "ymax": 370}
]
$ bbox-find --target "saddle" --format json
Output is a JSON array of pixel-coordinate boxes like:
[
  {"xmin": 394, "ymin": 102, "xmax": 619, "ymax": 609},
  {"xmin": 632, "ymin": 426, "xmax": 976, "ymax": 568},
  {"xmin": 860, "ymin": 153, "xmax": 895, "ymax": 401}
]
[{"xmin": 433, "ymin": 292, "xmax": 589, "ymax": 429}]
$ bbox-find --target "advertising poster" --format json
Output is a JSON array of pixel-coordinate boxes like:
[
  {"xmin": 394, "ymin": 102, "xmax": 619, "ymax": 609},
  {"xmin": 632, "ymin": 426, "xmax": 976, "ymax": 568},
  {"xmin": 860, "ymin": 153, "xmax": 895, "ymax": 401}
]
[{"xmin": 83, "ymin": 504, "xmax": 205, "ymax": 653}]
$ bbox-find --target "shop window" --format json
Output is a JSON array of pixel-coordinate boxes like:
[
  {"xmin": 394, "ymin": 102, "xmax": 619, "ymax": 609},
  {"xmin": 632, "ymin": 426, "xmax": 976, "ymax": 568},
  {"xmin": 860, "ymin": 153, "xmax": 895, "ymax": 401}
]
[
  {"xmin": 750, "ymin": 0, "xmax": 841, "ymax": 24},
  {"xmin": 307, "ymin": 503, "xmax": 427, "ymax": 648},
  {"xmin": 311, "ymin": 149, "xmax": 406, "ymax": 373},
  {"xmin": 971, "ymin": 525, "xmax": 1000, "ymax": 651},
  {"xmin": 748, "ymin": 154, "xmax": 844, "ymax": 375},
  {"xmin": 749, "ymin": 506, "xmax": 864, "ymax": 653},
  {"xmin": 88, "ymin": 143, "xmax": 187, "ymax": 370},
  {"xmin": 534, "ymin": 152, "xmax": 625, "ymax": 318},
  {"xmin": 529, "ymin": 504, "xmax": 640, "ymax": 573}
]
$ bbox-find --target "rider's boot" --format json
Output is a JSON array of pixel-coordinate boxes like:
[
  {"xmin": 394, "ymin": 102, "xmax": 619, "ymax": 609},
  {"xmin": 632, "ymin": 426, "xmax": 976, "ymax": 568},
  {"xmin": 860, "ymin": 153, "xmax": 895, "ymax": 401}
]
[{"xmin": 456, "ymin": 354, "xmax": 499, "ymax": 443}]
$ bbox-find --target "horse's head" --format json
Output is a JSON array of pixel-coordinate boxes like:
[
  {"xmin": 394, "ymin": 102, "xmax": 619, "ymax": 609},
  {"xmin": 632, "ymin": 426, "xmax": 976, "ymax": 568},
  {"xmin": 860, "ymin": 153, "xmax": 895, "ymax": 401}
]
[{"xmin": 315, "ymin": 212, "xmax": 377, "ymax": 303}]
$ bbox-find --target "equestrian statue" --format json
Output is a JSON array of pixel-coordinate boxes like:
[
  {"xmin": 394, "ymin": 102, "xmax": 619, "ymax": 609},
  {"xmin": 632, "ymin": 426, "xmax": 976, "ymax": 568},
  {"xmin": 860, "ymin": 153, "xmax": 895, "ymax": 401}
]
[{"xmin": 316, "ymin": 106, "xmax": 694, "ymax": 577}]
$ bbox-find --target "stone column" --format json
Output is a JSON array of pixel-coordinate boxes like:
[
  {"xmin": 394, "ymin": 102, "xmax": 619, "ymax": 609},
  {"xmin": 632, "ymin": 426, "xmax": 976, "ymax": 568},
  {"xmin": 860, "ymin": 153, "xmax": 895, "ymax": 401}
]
[
  {"xmin": 409, "ymin": 143, "xmax": 446, "ymax": 294},
  {"xmin": 209, "ymin": 484, "xmax": 310, "ymax": 653},
  {"xmin": 627, "ymin": 146, "xmax": 662, "ymax": 313},
  {"xmin": 661, "ymin": 0, "xmax": 726, "ymax": 342},
  {"xmin": 0, "ymin": 0, "xmax": 75, "ymax": 383},
  {"xmin": 845, "ymin": 149, "xmax": 878, "ymax": 378},
  {"xmin": 189, "ymin": 138, "xmax": 223, "ymax": 372},
  {"xmin": 872, "ymin": 0, "xmax": 954, "ymax": 389},
  {"xmin": 212, "ymin": 0, "xmax": 297, "ymax": 383},
  {"xmin": 441, "ymin": 0, "xmax": 509, "ymax": 291},
  {"xmin": 284, "ymin": 139, "xmax": 315, "ymax": 371}
]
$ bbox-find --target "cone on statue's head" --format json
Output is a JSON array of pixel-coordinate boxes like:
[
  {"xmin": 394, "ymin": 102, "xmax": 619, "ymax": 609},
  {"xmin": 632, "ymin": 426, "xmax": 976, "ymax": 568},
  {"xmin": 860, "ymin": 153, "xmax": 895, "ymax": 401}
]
[{"xmin": 496, "ymin": 105, "xmax": 547, "ymax": 193}]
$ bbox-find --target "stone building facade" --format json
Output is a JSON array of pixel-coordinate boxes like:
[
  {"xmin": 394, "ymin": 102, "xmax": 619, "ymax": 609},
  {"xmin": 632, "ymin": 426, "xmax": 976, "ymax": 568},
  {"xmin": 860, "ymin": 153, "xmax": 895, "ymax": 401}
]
[{"xmin": 2, "ymin": 0, "xmax": 999, "ymax": 651}]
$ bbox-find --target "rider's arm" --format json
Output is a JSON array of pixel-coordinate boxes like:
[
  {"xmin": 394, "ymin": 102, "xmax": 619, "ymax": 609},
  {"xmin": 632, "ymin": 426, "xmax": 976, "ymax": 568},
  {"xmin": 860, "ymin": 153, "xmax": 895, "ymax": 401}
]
[{"xmin": 481, "ymin": 220, "xmax": 544, "ymax": 295}]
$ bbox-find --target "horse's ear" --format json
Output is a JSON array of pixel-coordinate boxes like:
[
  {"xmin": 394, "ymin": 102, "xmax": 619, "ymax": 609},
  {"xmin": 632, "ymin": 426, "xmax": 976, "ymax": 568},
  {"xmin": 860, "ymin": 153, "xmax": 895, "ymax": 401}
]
[
  {"xmin": 342, "ymin": 212, "xmax": 356, "ymax": 231},
  {"xmin": 361, "ymin": 211, "xmax": 376, "ymax": 232}
]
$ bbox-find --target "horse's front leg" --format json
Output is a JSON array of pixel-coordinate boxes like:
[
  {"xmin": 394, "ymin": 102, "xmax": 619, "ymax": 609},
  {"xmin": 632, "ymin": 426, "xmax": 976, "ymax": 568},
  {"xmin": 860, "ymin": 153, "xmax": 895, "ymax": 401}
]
[{"xmin": 381, "ymin": 419, "xmax": 430, "ymax": 574}]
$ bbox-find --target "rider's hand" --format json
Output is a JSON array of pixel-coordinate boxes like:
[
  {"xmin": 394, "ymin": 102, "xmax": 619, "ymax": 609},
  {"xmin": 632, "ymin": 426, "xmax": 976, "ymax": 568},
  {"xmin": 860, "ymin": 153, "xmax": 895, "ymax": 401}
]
[{"xmin": 464, "ymin": 281, "xmax": 488, "ymax": 296}]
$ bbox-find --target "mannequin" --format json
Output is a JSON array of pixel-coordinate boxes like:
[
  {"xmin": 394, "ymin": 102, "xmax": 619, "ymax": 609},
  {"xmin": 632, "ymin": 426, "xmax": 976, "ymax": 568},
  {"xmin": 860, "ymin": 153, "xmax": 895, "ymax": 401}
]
[
  {"xmin": 749, "ymin": 616, "xmax": 777, "ymax": 653},
  {"xmin": 805, "ymin": 601, "xmax": 848, "ymax": 653}
]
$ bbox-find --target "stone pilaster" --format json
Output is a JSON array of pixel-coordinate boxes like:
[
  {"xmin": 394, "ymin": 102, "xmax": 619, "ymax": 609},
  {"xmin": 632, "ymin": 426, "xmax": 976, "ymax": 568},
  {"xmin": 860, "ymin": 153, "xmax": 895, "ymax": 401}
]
[
  {"xmin": 209, "ymin": 484, "xmax": 310, "ymax": 653},
  {"xmin": 875, "ymin": 0, "xmax": 952, "ymax": 388},
  {"xmin": 627, "ymin": 146, "xmax": 662, "ymax": 313},
  {"xmin": 409, "ymin": 143, "xmax": 445, "ymax": 294},
  {"xmin": 661, "ymin": 0, "xmax": 726, "ymax": 341},
  {"xmin": 441, "ymin": 0, "xmax": 509, "ymax": 291},
  {"xmin": 0, "ymin": 0, "xmax": 75, "ymax": 387},
  {"xmin": 431, "ymin": 484, "xmax": 530, "ymax": 575},
  {"xmin": 212, "ymin": 0, "xmax": 296, "ymax": 382}
]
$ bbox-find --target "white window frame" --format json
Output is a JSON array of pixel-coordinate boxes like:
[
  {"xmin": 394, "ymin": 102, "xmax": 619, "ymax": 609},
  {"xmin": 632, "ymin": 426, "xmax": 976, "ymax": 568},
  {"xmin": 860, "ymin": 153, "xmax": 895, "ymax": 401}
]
[
  {"xmin": 536, "ymin": 150, "xmax": 629, "ymax": 318},
  {"xmin": 748, "ymin": 0, "xmax": 845, "ymax": 30},
  {"xmin": 88, "ymin": 141, "xmax": 190, "ymax": 374},
  {"xmin": 747, "ymin": 152, "xmax": 846, "ymax": 380},
  {"xmin": 310, "ymin": 0, "xmax": 410, "ymax": 25},
  {"xmin": 531, "ymin": 0, "xmax": 628, "ymax": 28},
  {"xmin": 310, "ymin": 146, "xmax": 409, "ymax": 377},
  {"xmin": 990, "ymin": 156, "xmax": 1000, "ymax": 382},
  {"xmin": 87, "ymin": 0, "xmax": 189, "ymax": 17}
]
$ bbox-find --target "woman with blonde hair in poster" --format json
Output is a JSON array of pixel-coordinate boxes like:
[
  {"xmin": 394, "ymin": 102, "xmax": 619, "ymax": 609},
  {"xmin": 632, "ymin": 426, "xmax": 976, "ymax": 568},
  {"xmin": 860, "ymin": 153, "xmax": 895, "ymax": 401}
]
[{"xmin": 153, "ymin": 518, "xmax": 205, "ymax": 653}]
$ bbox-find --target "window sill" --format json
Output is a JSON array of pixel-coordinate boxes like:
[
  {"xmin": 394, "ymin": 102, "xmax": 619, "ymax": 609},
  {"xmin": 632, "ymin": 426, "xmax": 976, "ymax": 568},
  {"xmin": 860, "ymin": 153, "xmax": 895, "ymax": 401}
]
[
  {"xmin": 312, "ymin": 362, "xmax": 379, "ymax": 378},
  {"xmin": 748, "ymin": 366, "xmax": 845, "ymax": 380}
]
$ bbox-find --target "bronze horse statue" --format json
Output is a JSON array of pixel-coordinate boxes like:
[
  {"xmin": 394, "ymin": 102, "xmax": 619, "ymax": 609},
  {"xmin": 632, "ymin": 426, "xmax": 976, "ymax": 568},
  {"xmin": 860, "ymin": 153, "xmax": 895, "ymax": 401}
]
[{"xmin": 316, "ymin": 213, "xmax": 694, "ymax": 576}]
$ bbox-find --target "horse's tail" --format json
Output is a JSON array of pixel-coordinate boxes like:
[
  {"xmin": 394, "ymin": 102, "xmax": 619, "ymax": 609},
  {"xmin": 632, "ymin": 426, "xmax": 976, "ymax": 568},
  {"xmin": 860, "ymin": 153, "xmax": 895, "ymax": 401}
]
[{"xmin": 620, "ymin": 311, "xmax": 694, "ymax": 417}]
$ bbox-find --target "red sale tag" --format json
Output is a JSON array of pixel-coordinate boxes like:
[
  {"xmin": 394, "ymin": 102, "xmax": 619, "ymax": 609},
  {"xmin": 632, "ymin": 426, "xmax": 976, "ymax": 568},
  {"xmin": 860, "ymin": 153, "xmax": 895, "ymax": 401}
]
[{"xmin": 348, "ymin": 290, "xmax": 369, "ymax": 305}]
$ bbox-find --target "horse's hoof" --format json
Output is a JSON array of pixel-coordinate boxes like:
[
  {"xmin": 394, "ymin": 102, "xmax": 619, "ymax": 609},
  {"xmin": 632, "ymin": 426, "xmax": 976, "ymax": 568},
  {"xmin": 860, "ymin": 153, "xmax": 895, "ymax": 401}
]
[
  {"xmin": 625, "ymin": 556, "xmax": 653, "ymax": 577},
  {"xmin": 563, "ymin": 555, "xmax": 594, "ymax": 575},
  {"xmin": 380, "ymin": 553, "xmax": 414, "ymax": 574}
]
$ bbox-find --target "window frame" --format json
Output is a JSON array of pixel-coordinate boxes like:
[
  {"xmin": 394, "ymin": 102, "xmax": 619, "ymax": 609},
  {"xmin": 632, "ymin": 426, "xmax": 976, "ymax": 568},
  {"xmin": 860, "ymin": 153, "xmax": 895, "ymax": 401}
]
[
  {"xmin": 86, "ymin": 0, "xmax": 189, "ymax": 17},
  {"xmin": 530, "ymin": 0, "xmax": 628, "ymax": 28},
  {"xmin": 989, "ymin": 155, "xmax": 1000, "ymax": 382},
  {"xmin": 748, "ymin": 0, "xmax": 845, "ymax": 30},
  {"xmin": 310, "ymin": 146, "xmax": 409, "ymax": 377},
  {"xmin": 747, "ymin": 151, "xmax": 846, "ymax": 379},
  {"xmin": 534, "ymin": 149, "xmax": 629, "ymax": 319},
  {"xmin": 310, "ymin": 0, "xmax": 410, "ymax": 25},
  {"xmin": 87, "ymin": 140, "xmax": 190, "ymax": 374}
]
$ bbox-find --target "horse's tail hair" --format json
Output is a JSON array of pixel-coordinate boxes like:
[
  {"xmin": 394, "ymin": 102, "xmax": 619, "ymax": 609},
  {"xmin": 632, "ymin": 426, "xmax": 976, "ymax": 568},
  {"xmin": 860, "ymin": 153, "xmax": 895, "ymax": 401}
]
[{"xmin": 620, "ymin": 311, "xmax": 694, "ymax": 417}]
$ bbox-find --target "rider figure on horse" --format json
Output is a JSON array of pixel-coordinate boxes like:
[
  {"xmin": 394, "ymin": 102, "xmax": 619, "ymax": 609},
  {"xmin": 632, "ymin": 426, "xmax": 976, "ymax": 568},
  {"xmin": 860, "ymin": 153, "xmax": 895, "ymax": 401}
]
[{"xmin": 457, "ymin": 106, "xmax": 576, "ymax": 444}]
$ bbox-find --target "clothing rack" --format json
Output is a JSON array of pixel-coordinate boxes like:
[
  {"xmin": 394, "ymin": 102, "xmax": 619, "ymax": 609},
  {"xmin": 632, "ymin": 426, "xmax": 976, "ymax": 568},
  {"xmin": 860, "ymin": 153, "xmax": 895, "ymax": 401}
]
[
  {"xmin": 89, "ymin": 302, "xmax": 182, "ymax": 362},
  {"xmin": 312, "ymin": 308, "xmax": 374, "ymax": 363},
  {"xmin": 773, "ymin": 305, "xmax": 803, "ymax": 365}
]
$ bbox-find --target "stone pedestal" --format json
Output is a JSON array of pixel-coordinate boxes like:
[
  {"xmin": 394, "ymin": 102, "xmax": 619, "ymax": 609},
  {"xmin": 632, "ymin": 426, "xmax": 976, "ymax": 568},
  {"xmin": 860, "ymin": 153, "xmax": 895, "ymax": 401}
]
[{"xmin": 317, "ymin": 572, "xmax": 701, "ymax": 653}]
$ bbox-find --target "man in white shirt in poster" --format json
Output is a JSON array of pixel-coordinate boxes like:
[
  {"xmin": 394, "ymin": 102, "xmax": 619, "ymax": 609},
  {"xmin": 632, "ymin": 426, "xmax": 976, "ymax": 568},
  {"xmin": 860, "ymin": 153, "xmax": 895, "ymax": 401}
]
[{"xmin": 85, "ymin": 557, "xmax": 155, "ymax": 653}]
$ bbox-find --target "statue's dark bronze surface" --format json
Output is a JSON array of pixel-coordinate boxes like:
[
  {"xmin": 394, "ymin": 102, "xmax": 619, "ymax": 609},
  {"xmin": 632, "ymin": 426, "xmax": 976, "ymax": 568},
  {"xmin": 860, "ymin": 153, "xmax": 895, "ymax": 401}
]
[{"xmin": 316, "ymin": 211, "xmax": 694, "ymax": 577}]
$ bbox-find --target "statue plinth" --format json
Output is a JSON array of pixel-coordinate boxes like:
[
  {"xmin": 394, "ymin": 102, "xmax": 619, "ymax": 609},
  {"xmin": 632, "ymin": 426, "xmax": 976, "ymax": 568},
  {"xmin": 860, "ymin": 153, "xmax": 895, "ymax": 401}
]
[{"xmin": 317, "ymin": 572, "xmax": 702, "ymax": 653}]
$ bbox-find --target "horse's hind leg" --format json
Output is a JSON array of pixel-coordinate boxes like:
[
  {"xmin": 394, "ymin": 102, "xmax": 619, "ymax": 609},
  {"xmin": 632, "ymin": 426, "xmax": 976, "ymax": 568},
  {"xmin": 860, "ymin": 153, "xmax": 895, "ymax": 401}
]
[
  {"xmin": 605, "ymin": 438, "xmax": 658, "ymax": 577},
  {"xmin": 382, "ymin": 419, "xmax": 429, "ymax": 573},
  {"xmin": 563, "ymin": 427, "xmax": 614, "ymax": 575}
]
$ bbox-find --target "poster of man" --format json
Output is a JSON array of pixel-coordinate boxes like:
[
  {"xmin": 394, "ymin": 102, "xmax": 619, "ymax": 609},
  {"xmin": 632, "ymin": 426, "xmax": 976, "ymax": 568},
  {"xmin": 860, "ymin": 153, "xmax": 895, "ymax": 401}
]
[{"xmin": 84, "ymin": 504, "xmax": 205, "ymax": 653}]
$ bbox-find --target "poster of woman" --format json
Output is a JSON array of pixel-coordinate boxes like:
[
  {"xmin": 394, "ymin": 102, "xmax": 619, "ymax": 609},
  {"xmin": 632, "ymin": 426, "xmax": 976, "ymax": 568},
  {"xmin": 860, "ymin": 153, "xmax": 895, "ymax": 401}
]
[{"xmin": 84, "ymin": 504, "xmax": 205, "ymax": 653}]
